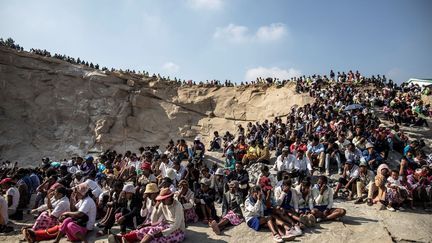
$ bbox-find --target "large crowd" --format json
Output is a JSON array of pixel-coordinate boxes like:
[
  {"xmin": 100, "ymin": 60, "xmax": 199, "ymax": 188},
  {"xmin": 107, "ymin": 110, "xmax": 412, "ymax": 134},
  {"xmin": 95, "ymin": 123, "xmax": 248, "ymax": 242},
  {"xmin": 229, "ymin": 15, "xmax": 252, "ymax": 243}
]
[
  {"xmin": 1, "ymin": 39, "xmax": 432, "ymax": 242},
  {"xmin": 7, "ymin": 37, "xmax": 432, "ymax": 91}
]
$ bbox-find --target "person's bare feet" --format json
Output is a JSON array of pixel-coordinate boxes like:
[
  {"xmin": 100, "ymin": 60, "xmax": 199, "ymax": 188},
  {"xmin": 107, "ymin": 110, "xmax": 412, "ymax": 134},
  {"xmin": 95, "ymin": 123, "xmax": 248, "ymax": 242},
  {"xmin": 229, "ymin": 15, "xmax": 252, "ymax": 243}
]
[
  {"xmin": 23, "ymin": 228, "xmax": 35, "ymax": 243},
  {"xmin": 210, "ymin": 220, "xmax": 221, "ymax": 235}
]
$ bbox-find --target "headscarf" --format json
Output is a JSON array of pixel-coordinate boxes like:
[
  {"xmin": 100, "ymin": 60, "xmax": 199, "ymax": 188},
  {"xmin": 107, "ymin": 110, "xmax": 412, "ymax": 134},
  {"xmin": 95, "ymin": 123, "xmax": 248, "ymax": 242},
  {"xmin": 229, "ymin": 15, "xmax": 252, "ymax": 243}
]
[{"xmin": 377, "ymin": 164, "xmax": 389, "ymax": 177}]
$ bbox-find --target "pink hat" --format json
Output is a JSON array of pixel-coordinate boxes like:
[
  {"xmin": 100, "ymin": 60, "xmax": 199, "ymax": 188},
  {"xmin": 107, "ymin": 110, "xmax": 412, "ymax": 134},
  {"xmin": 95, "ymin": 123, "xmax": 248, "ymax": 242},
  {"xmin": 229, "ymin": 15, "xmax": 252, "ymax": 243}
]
[
  {"xmin": 155, "ymin": 188, "xmax": 174, "ymax": 201},
  {"xmin": 75, "ymin": 182, "xmax": 89, "ymax": 195},
  {"xmin": 0, "ymin": 178, "xmax": 13, "ymax": 185}
]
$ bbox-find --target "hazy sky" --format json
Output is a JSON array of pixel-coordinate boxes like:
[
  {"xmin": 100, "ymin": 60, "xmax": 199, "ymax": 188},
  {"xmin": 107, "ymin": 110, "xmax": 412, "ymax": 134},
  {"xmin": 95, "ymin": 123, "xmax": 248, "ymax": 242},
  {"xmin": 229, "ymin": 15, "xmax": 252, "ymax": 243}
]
[{"xmin": 1, "ymin": 0, "xmax": 431, "ymax": 83}]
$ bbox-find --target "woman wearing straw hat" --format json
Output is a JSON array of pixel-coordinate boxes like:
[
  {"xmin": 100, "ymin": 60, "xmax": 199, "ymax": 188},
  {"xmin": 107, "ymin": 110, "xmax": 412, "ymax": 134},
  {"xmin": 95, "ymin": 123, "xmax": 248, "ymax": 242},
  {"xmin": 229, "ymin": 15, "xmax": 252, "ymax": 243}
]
[
  {"xmin": 139, "ymin": 183, "xmax": 160, "ymax": 225},
  {"xmin": 111, "ymin": 183, "xmax": 161, "ymax": 242}
]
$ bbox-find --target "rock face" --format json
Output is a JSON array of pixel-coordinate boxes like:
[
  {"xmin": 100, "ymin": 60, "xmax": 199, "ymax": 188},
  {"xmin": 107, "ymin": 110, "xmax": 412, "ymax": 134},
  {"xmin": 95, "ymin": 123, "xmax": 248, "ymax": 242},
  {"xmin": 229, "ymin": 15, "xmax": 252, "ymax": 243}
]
[{"xmin": 0, "ymin": 47, "xmax": 313, "ymax": 164}]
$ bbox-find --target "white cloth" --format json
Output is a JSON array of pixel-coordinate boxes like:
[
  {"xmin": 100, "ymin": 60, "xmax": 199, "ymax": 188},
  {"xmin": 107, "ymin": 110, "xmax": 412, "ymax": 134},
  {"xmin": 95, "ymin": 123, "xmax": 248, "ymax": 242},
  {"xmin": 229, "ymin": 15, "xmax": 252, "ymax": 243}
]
[
  {"xmin": 140, "ymin": 198, "xmax": 154, "ymax": 219},
  {"xmin": 159, "ymin": 162, "xmax": 173, "ymax": 178},
  {"xmin": 76, "ymin": 196, "xmax": 97, "ymax": 230},
  {"xmin": 85, "ymin": 179, "xmax": 103, "ymax": 198},
  {"xmin": 6, "ymin": 187, "xmax": 19, "ymax": 211},
  {"xmin": 345, "ymin": 165, "xmax": 360, "ymax": 179}
]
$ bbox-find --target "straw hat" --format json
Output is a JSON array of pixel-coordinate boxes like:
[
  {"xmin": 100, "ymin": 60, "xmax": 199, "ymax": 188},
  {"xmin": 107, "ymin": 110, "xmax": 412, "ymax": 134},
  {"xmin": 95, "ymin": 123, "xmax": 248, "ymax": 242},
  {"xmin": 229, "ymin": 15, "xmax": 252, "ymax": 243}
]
[
  {"xmin": 144, "ymin": 183, "xmax": 159, "ymax": 194},
  {"xmin": 155, "ymin": 188, "xmax": 174, "ymax": 201}
]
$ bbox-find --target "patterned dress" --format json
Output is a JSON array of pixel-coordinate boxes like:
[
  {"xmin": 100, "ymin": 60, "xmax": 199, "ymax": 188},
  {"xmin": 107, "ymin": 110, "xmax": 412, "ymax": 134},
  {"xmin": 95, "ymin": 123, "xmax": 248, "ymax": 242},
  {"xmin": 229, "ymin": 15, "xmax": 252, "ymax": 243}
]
[{"xmin": 32, "ymin": 211, "xmax": 59, "ymax": 230}]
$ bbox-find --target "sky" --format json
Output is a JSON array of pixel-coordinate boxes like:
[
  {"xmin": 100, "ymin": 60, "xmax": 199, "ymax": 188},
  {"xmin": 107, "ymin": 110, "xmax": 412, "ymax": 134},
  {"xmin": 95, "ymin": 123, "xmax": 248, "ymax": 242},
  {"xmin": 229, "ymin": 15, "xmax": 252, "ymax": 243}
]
[{"xmin": 0, "ymin": 0, "xmax": 431, "ymax": 83}]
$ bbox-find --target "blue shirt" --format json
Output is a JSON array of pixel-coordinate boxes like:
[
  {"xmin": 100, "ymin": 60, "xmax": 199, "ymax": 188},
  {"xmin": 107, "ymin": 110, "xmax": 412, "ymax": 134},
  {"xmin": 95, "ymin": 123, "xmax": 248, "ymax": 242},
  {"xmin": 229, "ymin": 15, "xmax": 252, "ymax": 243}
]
[{"xmin": 307, "ymin": 143, "xmax": 325, "ymax": 154}]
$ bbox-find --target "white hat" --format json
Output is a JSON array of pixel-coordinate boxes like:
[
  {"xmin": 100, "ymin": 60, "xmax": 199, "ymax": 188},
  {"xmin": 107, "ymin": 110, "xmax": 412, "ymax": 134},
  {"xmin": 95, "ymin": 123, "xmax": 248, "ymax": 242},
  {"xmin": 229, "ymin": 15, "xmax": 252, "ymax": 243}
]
[
  {"xmin": 282, "ymin": 146, "xmax": 289, "ymax": 152},
  {"xmin": 166, "ymin": 168, "xmax": 176, "ymax": 181},
  {"xmin": 122, "ymin": 184, "xmax": 135, "ymax": 193},
  {"xmin": 215, "ymin": 168, "xmax": 225, "ymax": 176}
]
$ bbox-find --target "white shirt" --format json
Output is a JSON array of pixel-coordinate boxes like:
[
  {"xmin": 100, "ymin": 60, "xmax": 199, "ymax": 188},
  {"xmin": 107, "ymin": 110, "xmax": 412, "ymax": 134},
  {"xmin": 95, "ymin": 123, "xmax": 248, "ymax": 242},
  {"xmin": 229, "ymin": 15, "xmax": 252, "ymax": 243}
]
[
  {"xmin": 128, "ymin": 160, "xmax": 141, "ymax": 170},
  {"xmin": 6, "ymin": 187, "xmax": 19, "ymax": 211},
  {"xmin": 76, "ymin": 196, "xmax": 96, "ymax": 230},
  {"xmin": 174, "ymin": 166, "xmax": 186, "ymax": 182},
  {"xmin": 84, "ymin": 179, "xmax": 103, "ymax": 198},
  {"xmin": 151, "ymin": 200, "xmax": 185, "ymax": 237},
  {"xmin": 159, "ymin": 162, "xmax": 173, "ymax": 178},
  {"xmin": 312, "ymin": 186, "xmax": 334, "ymax": 209},
  {"xmin": 336, "ymin": 139, "xmax": 350, "ymax": 153},
  {"xmin": 36, "ymin": 196, "xmax": 70, "ymax": 218},
  {"xmin": 288, "ymin": 156, "xmax": 312, "ymax": 172},
  {"xmin": 273, "ymin": 154, "xmax": 293, "ymax": 171},
  {"xmin": 294, "ymin": 185, "xmax": 314, "ymax": 210},
  {"xmin": 0, "ymin": 195, "xmax": 8, "ymax": 224},
  {"xmin": 275, "ymin": 187, "xmax": 299, "ymax": 211}
]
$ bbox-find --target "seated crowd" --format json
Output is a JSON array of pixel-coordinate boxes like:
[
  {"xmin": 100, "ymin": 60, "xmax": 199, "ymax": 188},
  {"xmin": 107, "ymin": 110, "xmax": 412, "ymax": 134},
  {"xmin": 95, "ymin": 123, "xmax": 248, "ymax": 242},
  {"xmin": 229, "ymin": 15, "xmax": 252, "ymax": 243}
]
[{"xmin": 0, "ymin": 71, "xmax": 430, "ymax": 243}]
